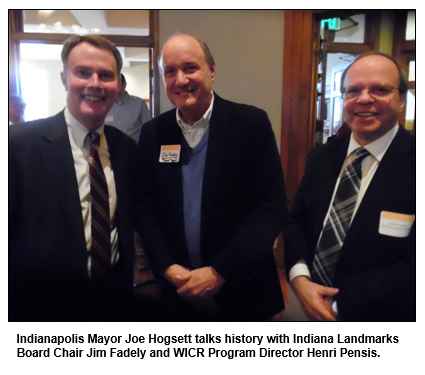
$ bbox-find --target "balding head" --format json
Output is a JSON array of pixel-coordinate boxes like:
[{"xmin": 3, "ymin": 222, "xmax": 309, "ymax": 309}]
[
  {"xmin": 342, "ymin": 54, "xmax": 407, "ymax": 145},
  {"xmin": 159, "ymin": 34, "xmax": 215, "ymax": 75}
]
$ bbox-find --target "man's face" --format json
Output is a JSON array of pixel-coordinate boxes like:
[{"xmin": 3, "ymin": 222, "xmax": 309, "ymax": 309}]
[
  {"xmin": 343, "ymin": 55, "xmax": 406, "ymax": 145},
  {"xmin": 161, "ymin": 35, "xmax": 215, "ymax": 122},
  {"xmin": 61, "ymin": 42, "xmax": 120, "ymax": 130}
]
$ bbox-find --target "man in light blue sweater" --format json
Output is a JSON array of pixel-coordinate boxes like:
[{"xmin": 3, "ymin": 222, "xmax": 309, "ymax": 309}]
[{"xmin": 136, "ymin": 34, "xmax": 287, "ymax": 321}]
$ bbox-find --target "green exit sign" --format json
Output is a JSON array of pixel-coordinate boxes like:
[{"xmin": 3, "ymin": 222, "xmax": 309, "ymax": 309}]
[{"xmin": 321, "ymin": 18, "xmax": 341, "ymax": 30}]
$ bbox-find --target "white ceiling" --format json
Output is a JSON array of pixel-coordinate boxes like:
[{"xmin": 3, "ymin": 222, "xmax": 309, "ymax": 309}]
[{"xmin": 23, "ymin": 10, "xmax": 149, "ymax": 36}]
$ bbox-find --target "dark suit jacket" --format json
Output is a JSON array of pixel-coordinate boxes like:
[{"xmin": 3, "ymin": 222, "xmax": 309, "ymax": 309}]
[
  {"xmin": 135, "ymin": 94, "xmax": 286, "ymax": 321},
  {"xmin": 285, "ymin": 126, "xmax": 415, "ymax": 321},
  {"xmin": 9, "ymin": 111, "xmax": 137, "ymax": 321}
]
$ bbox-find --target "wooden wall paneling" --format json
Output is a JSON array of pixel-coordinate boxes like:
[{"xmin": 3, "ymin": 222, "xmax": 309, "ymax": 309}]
[
  {"xmin": 326, "ymin": 43, "xmax": 372, "ymax": 54},
  {"xmin": 149, "ymin": 10, "xmax": 160, "ymax": 117},
  {"xmin": 278, "ymin": 10, "xmax": 317, "ymax": 271},
  {"xmin": 281, "ymin": 10, "xmax": 316, "ymax": 206},
  {"xmin": 9, "ymin": 10, "xmax": 23, "ymax": 95}
]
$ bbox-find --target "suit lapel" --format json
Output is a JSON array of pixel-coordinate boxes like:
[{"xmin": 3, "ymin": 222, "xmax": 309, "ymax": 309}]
[
  {"xmin": 311, "ymin": 139, "xmax": 349, "ymax": 244},
  {"xmin": 339, "ymin": 127, "xmax": 415, "ymax": 260},
  {"xmin": 156, "ymin": 111, "xmax": 187, "ymax": 244},
  {"xmin": 201, "ymin": 95, "xmax": 236, "ymax": 238},
  {"xmin": 39, "ymin": 111, "xmax": 86, "ymax": 250},
  {"xmin": 105, "ymin": 126, "xmax": 123, "ymax": 220}
]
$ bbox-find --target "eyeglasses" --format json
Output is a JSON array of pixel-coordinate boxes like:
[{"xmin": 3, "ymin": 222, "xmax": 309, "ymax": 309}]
[{"xmin": 341, "ymin": 84, "xmax": 399, "ymax": 99}]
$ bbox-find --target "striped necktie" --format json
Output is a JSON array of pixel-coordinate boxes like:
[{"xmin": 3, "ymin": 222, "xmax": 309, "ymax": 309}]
[
  {"xmin": 311, "ymin": 147, "xmax": 370, "ymax": 287},
  {"xmin": 89, "ymin": 132, "xmax": 111, "ymax": 278}
]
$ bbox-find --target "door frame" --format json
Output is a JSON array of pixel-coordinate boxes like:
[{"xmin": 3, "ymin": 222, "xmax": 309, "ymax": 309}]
[{"xmin": 328, "ymin": 60, "xmax": 351, "ymax": 137}]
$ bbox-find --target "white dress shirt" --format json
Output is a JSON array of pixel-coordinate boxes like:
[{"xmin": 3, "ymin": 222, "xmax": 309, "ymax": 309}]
[
  {"xmin": 289, "ymin": 124, "xmax": 400, "ymax": 282},
  {"xmin": 65, "ymin": 108, "xmax": 119, "ymax": 274},
  {"xmin": 176, "ymin": 92, "xmax": 214, "ymax": 148}
]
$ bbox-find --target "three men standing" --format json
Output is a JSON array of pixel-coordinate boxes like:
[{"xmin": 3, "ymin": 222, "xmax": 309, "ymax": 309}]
[{"xmin": 9, "ymin": 32, "xmax": 413, "ymax": 322}]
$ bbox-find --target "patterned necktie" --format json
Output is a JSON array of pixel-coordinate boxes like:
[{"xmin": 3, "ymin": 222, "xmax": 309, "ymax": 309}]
[
  {"xmin": 89, "ymin": 132, "xmax": 111, "ymax": 278},
  {"xmin": 311, "ymin": 147, "xmax": 370, "ymax": 287}
]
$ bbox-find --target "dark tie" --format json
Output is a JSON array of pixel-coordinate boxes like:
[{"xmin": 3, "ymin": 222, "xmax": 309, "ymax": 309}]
[
  {"xmin": 89, "ymin": 132, "xmax": 111, "ymax": 278},
  {"xmin": 311, "ymin": 147, "xmax": 370, "ymax": 287}
]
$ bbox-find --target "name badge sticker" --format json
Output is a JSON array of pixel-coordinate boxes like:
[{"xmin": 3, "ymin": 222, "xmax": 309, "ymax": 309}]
[
  {"xmin": 160, "ymin": 145, "xmax": 181, "ymax": 163},
  {"xmin": 379, "ymin": 211, "xmax": 415, "ymax": 238}
]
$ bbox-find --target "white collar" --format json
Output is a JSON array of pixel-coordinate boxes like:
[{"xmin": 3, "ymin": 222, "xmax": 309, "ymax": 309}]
[
  {"xmin": 64, "ymin": 107, "xmax": 105, "ymax": 149},
  {"xmin": 176, "ymin": 91, "xmax": 215, "ymax": 132},
  {"xmin": 347, "ymin": 124, "xmax": 399, "ymax": 162}
]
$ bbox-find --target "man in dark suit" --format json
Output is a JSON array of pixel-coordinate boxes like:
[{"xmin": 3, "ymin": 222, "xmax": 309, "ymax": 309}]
[
  {"xmin": 9, "ymin": 35, "xmax": 137, "ymax": 321},
  {"xmin": 285, "ymin": 52, "xmax": 415, "ymax": 321},
  {"xmin": 136, "ymin": 34, "xmax": 286, "ymax": 321}
]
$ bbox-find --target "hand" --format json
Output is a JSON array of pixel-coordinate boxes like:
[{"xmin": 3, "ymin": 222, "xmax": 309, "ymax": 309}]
[
  {"xmin": 164, "ymin": 264, "xmax": 191, "ymax": 289},
  {"xmin": 177, "ymin": 267, "xmax": 225, "ymax": 301},
  {"xmin": 291, "ymin": 276, "xmax": 339, "ymax": 321}
]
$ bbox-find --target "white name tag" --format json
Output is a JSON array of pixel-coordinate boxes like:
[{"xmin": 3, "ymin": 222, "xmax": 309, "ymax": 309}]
[
  {"xmin": 379, "ymin": 211, "xmax": 415, "ymax": 238},
  {"xmin": 159, "ymin": 145, "xmax": 181, "ymax": 163}
]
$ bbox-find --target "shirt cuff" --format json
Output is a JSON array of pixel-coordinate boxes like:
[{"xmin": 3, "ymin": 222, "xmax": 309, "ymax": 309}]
[{"xmin": 288, "ymin": 260, "xmax": 311, "ymax": 283}]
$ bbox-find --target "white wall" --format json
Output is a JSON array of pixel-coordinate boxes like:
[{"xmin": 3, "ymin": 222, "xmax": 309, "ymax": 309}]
[
  {"xmin": 21, "ymin": 59, "xmax": 67, "ymax": 119},
  {"xmin": 159, "ymin": 10, "xmax": 284, "ymax": 147}
]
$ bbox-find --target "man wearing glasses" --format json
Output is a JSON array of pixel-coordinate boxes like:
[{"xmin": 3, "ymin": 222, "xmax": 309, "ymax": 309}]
[{"xmin": 284, "ymin": 52, "xmax": 415, "ymax": 321}]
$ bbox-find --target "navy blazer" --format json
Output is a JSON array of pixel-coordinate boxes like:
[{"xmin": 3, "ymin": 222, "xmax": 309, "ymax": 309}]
[
  {"xmin": 136, "ymin": 94, "xmax": 286, "ymax": 321},
  {"xmin": 285, "ymin": 126, "xmax": 415, "ymax": 321},
  {"xmin": 9, "ymin": 111, "xmax": 137, "ymax": 321}
]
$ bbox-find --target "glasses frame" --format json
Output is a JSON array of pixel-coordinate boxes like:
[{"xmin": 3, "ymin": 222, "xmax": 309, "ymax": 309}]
[{"xmin": 341, "ymin": 83, "xmax": 400, "ymax": 99}]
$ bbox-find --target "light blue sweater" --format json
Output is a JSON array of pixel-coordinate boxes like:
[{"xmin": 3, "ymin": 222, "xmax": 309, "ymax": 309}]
[{"xmin": 181, "ymin": 130, "xmax": 210, "ymax": 269}]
